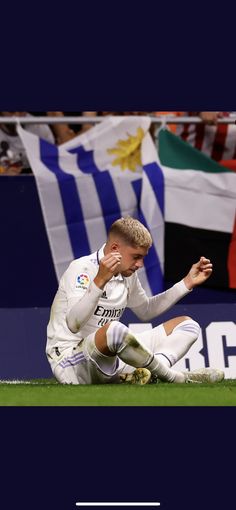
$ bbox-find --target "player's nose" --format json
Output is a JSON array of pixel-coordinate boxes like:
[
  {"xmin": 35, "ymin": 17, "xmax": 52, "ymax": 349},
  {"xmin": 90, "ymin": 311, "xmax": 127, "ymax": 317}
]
[{"xmin": 135, "ymin": 259, "xmax": 144, "ymax": 269}]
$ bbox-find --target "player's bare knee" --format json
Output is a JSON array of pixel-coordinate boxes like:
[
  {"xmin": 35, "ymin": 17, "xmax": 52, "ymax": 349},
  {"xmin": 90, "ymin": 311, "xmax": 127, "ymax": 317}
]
[
  {"xmin": 95, "ymin": 322, "xmax": 113, "ymax": 354},
  {"xmin": 164, "ymin": 316, "xmax": 194, "ymax": 335},
  {"xmin": 177, "ymin": 315, "xmax": 192, "ymax": 324},
  {"xmin": 97, "ymin": 322, "xmax": 112, "ymax": 336}
]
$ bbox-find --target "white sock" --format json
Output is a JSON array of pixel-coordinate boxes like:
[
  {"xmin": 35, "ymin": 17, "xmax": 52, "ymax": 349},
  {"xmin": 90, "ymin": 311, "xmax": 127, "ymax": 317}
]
[
  {"xmin": 106, "ymin": 321, "xmax": 186, "ymax": 383},
  {"xmin": 156, "ymin": 319, "xmax": 200, "ymax": 367},
  {"xmin": 155, "ymin": 353, "xmax": 172, "ymax": 367},
  {"xmin": 146, "ymin": 356, "xmax": 185, "ymax": 383}
]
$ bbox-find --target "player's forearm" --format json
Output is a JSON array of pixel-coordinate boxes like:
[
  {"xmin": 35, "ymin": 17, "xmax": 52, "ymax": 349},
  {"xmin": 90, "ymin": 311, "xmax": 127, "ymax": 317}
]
[
  {"xmin": 133, "ymin": 280, "xmax": 191, "ymax": 320},
  {"xmin": 66, "ymin": 281, "xmax": 103, "ymax": 333}
]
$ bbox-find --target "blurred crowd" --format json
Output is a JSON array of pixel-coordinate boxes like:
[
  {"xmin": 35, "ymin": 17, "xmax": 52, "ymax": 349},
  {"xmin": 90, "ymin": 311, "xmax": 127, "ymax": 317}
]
[{"xmin": 0, "ymin": 111, "xmax": 235, "ymax": 175}]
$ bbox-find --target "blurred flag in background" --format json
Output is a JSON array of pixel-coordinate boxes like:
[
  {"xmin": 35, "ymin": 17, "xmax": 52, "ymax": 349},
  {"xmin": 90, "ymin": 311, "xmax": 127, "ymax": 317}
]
[
  {"xmin": 18, "ymin": 117, "xmax": 164, "ymax": 296},
  {"xmin": 159, "ymin": 129, "xmax": 236, "ymax": 289}
]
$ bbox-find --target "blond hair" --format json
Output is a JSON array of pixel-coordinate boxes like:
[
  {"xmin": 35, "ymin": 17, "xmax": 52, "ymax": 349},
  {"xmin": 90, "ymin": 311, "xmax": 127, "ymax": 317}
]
[{"xmin": 108, "ymin": 216, "xmax": 152, "ymax": 249}]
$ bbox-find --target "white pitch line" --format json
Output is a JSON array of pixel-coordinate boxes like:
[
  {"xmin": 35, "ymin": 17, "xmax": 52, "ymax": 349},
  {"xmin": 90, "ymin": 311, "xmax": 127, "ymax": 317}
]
[{"xmin": 76, "ymin": 504, "xmax": 160, "ymax": 507}]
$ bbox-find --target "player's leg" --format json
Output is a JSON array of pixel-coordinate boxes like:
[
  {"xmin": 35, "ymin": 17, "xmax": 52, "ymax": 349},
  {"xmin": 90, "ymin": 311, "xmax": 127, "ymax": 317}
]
[
  {"xmin": 89, "ymin": 320, "xmax": 186, "ymax": 383},
  {"xmin": 54, "ymin": 361, "xmax": 82, "ymax": 384},
  {"xmin": 133, "ymin": 316, "xmax": 199, "ymax": 369},
  {"xmin": 156, "ymin": 316, "xmax": 200, "ymax": 367},
  {"xmin": 51, "ymin": 344, "xmax": 87, "ymax": 384},
  {"xmin": 136, "ymin": 316, "xmax": 224, "ymax": 383},
  {"xmin": 51, "ymin": 341, "xmax": 121, "ymax": 385}
]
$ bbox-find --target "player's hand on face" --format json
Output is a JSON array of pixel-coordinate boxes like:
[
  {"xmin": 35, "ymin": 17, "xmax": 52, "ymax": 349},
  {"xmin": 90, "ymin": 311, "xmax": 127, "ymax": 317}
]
[
  {"xmin": 95, "ymin": 252, "xmax": 122, "ymax": 288},
  {"xmin": 184, "ymin": 256, "xmax": 213, "ymax": 290}
]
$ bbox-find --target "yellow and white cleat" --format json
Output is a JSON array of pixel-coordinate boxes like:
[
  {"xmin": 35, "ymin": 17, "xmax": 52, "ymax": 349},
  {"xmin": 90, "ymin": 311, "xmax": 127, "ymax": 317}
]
[
  {"xmin": 119, "ymin": 368, "xmax": 151, "ymax": 385},
  {"xmin": 183, "ymin": 368, "xmax": 225, "ymax": 384}
]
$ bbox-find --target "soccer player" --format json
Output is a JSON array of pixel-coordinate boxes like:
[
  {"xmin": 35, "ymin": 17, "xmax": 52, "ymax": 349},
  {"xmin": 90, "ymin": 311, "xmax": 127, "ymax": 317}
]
[{"xmin": 46, "ymin": 217, "xmax": 224, "ymax": 385}]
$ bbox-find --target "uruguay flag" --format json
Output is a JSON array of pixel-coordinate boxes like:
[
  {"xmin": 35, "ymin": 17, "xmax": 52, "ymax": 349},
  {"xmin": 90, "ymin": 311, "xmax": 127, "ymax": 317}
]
[{"xmin": 18, "ymin": 116, "xmax": 164, "ymax": 295}]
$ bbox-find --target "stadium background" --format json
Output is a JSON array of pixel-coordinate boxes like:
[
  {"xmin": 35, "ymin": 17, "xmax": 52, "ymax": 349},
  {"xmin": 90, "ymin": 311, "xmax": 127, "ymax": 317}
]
[{"xmin": 1, "ymin": 160, "xmax": 235, "ymax": 381}]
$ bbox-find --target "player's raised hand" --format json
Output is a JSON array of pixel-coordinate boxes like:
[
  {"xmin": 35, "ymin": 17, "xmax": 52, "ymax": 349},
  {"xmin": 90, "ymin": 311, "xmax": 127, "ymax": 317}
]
[
  {"xmin": 94, "ymin": 252, "xmax": 122, "ymax": 288},
  {"xmin": 183, "ymin": 256, "xmax": 213, "ymax": 290}
]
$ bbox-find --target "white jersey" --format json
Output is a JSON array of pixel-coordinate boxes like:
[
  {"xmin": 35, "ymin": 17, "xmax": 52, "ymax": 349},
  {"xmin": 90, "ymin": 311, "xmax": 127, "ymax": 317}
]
[{"xmin": 46, "ymin": 245, "xmax": 190, "ymax": 356}]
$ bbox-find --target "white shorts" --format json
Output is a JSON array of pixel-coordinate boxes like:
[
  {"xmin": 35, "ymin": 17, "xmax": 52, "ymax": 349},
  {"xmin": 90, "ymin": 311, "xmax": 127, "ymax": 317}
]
[{"xmin": 51, "ymin": 323, "xmax": 166, "ymax": 385}]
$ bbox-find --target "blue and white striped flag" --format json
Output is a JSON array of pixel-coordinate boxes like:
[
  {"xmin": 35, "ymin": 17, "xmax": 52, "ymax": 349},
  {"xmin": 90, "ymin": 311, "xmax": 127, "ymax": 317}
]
[{"xmin": 18, "ymin": 116, "xmax": 164, "ymax": 295}]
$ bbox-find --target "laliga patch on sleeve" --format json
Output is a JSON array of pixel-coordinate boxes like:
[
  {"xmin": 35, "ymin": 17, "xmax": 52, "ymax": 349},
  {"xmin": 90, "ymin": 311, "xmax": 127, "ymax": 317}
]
[{"xmin": 75, "ymin": 273, "xmax": 90, "ymax": 290}]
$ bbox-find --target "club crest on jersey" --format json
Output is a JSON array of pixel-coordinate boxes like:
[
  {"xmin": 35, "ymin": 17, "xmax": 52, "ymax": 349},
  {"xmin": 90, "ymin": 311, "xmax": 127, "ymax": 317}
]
[{"xmin": 76, "ymin": 273, "xmax": 90, "ymax": 290}]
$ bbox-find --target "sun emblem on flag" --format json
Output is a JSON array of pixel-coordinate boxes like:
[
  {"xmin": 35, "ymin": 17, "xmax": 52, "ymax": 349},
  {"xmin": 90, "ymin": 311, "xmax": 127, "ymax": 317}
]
[{"xmin": 107, "ymin": 127, "xmax": 145, "ymax": 172}]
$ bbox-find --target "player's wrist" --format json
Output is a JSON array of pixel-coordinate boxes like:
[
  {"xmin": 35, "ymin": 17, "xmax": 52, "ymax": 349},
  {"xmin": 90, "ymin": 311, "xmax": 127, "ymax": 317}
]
[
  {"xmin": 93, "ymin": 275, "xmax": 107, "ymax": 289},
  {"xmin": 183, "ymin": 275, "xmax": 194, "ymax": 290}
]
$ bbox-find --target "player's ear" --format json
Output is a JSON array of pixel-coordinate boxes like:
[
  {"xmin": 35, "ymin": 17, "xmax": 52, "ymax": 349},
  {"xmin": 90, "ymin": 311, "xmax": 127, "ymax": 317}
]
[{"xmin": 110, "ymin": 242, "xmax": 119, "ymax": 251}]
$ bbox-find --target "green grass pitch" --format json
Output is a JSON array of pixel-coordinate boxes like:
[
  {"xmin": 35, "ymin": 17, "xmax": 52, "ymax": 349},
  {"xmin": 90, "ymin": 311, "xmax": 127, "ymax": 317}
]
[{"xmin": 0, "ymin": 379, "xmax": 236, "ymax": 406}]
